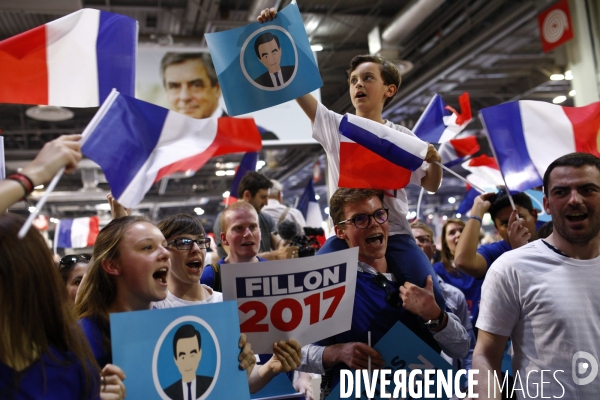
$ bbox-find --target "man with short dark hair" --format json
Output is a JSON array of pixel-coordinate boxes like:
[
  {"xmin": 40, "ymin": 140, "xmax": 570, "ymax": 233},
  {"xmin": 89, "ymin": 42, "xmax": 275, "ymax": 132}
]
[
  {"xmin": 454, "ymin": 191, "xmax": 538, "ymax": 279},
  {"xmin": 473, "ymin": 152, "xmax": 600, "ymax": 399},
  {"xmin": 299, "ymin": 188, "xmax": 469, "ymax": 398},
  {"xmin": 164, "ymin": 324, "xmax": 213, "ymax": 400},
  {"xmin": 253, "ymin": 32, "xmax": 295, "ymax": 87},
  {"xmin": 213, "ymin": 172, "xmax": 297, "ymax": 261}
]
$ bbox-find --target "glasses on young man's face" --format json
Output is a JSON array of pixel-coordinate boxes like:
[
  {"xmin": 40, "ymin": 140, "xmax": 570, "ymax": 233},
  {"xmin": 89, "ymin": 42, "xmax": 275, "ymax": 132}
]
[
  {"xmin": 167, "ymin": 237, "xmax": 211, "ymax": 251},
  {"xmin": 59, "ymin": 254, "xmax": 92, "ymax": 270},
  {"xmin": 374, "ymin": 273, "xmax": 401, "ymax": 307},
  {"xmin": 338, "ymin": 208, "xmax": 389, "ymax": 229}
]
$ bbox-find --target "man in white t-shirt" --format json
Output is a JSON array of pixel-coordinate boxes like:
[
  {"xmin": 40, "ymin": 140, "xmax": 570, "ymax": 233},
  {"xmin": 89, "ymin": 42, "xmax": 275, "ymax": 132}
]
[
  {"xmin": 473, "ymin": 152, "xmax": 600, "ymax": 399},
  {"xmin": 262, "ymin": 179, "xmax": 307, "ymax": 237}
]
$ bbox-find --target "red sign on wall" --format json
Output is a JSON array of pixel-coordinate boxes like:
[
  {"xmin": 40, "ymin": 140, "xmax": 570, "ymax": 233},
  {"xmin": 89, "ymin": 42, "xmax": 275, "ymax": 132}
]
[{"xmin": 538, "ymin": 0, "xmax": 574, "ymax": 53}]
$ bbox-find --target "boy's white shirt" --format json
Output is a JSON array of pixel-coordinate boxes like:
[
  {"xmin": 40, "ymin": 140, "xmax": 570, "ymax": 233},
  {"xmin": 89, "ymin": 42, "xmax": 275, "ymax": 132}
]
[{"xmin": 312, "ymin": 102, "xmax": 428, "ymax": 236}]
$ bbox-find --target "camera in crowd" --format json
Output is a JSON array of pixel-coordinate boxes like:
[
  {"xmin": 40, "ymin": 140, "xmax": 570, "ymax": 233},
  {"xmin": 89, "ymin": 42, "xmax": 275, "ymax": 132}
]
[{"xmin": 278, "ymin": 221, "xmax": 324, "ymax": 258}]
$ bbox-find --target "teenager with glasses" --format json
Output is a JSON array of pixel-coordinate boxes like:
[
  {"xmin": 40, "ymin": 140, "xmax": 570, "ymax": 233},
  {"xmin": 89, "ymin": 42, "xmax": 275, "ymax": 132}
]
[
  {"xmin": 153, "ymin": 212, "xmax": 306, "ymax": 395},
  {"xmin": 59, "ymin": 254, "xmax": 91, "ymax": 304},
  {"xmin": 297, "ymin": 188, "xmax": 469, "ymax": 398},
  {"xmin": 0, "ymin": 135, "xmax": 125, "ymax": 399}
]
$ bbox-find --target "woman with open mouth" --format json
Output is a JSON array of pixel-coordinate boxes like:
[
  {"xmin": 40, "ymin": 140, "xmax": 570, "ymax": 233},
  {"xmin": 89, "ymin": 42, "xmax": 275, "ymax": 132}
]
[{"xmin": 75, "ymin": 216, "xmax": 171, "ymax": 369}]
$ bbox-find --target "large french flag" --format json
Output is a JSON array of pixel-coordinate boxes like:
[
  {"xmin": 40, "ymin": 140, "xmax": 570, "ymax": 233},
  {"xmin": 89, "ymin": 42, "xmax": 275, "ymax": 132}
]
[
  {"xmin": 81, "ymin": 91, "xmax": 262, "ymax": 208},
  {"xmin": 412, "ymin": 92, "xmax": 472, "ymax": 143},
  {"xmin": 481, "ymin": 100, "xmax": 600, "ymax": 192},
  {"xmin": 55, "ymin": 216, "xmax": 100, "ymax": 249},
  {"xmin": 0, "ymin": 9, "xmax": 137, "ymax": 107},
  {"xmin": 338, "ymin": 114, "xmax": 428, "ymax": 189},
  {"xmin": 297, "ymin": 179, "xmax": 323, "ymax": 228}
]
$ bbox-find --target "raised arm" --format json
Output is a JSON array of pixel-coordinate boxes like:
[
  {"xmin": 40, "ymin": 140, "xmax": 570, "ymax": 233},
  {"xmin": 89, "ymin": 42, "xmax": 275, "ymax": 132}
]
[
  {"xmin": 1, "ymin": 134, "xmax": 82, "ymax": 214},
  {"xmin": 257, "ymin": 7, "xmax": 318, "ymax": 122},
  {"xmin": 454, "ymin": 193, "xmax": 495, "ymax": 279}
]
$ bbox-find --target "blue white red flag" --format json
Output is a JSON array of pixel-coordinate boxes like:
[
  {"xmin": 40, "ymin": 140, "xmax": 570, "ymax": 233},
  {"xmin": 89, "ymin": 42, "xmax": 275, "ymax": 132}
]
[
  {"xmin": 413, "ymin": 93, "xmax": 472, "ymax": 143},
  {"xmin": 481, "ymin": 100, "xmax": 600, "ymax": 192},
  {"xmin": 297, "ymin": 179, "xmax": 322, "ymax": 228},
  {"xmin": 0, "ymin": 9, "xmax": 137, "ymax": 107},
  {"xmin": 461, "ymin": 154, "xmax": 504, "ymax": 190},
  {"xmin": 81, "ymin": 91, "xmax": 262, "ymax": 208},
  {"xmin": 55, "ymin": 216, "xmax": 100, "ymax": 249},
  {"xmin": 338, "ymin": 113, "xmax": 428, "ymax": 189},
  {"xmin": 438, "ymin": 135, "xmax": 480, "ymax": 167}
]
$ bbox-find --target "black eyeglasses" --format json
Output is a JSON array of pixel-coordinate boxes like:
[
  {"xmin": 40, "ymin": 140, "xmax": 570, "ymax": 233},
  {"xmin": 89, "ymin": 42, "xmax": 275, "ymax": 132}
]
[
  {"xmin": 167, "ymin": 237, "xmax": 211, "ymax": 250},
  {"xmin": 59, "ymin": 254, "xmax": 91, "ymax": 270},
  {"xmin": 374, "ymin": 273, "xmax": 401, "ymax": 307},
  {"xmin": 338, "ymin": 208, "xmax": 389, "ymax": 229}
]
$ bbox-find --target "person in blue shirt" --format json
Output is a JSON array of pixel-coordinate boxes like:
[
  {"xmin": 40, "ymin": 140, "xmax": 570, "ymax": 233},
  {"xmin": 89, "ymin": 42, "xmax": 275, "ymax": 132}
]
[{"xmin": 454, "ymin": 191, "xmax": 538, "ymax": 279}]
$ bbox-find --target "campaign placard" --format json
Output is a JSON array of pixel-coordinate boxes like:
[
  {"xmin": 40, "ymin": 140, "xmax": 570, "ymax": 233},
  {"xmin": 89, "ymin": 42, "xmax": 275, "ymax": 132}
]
[
  {"xmin": 326, "ymin": 321, "xmax": 461, "ymax": 400},
  {"xmin": 111, "ymin": 301, "xmax": 250, "ymax": 400},
  {"xmin": 221, "ymin": 248, "xmax": 358, "ymax": 354},
  {"xmin": 205, "ymin": 3, "xmax": 322, "ymax": 116}
]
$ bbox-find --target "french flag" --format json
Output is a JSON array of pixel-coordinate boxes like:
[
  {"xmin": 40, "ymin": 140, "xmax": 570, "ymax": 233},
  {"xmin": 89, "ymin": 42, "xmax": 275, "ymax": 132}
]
[
  {"xmin": 481, "ymin": 100, "xmax": 600, "ymax": 192},
  {"xmin": 55, "ymin": 216, "xmax": 100, "ymax": 249},
  {"xmin": 81, "ymin": 91, "xmax": 262, "ymax": 208},
  {"xmin": 461, "ymin": 154, "xmax": 504, "ymax": 189},
  {"xmin": 438, "ymin": 135, "xmax": 480, "ymax": 167},
  {"xmin": 338, "ymin": 114, "xmax": 428, "ymax": 189},
  {"xmin": 297, "ymin": 179, "xmax": 323, "ymax": 228},
  {"xmin": 413, "ymin": 92, "xmax": 472, "ymax": 143},
  {"xmin": 0, "ymin": 9, "xmax": 137, "ymax": 107}
]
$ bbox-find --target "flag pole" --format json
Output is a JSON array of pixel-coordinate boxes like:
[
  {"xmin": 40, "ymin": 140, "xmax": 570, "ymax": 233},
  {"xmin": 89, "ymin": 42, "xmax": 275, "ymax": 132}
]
[
  {"xmin": 17, "ymin": 90, "xmax": 121, "ymax": 239},
  {"xmin": 478, "ymin": 111, "xmax": 519, "ymax": 215},
  {"xmin": 433, "ymin": 161, "xmax": 486, "ymax": 194},
  {"xmin": 416, "ymin": 187, "xmax": 424, "ymax": 220}
]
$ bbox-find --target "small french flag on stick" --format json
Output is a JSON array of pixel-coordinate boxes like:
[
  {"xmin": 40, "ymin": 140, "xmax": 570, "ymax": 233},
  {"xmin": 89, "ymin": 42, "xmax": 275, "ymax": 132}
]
[
  {"xmin": 413, "ymin": 93, "xmax": 472, "ymax": 143},
  {"xmin": 338, "ymin": 114, "xmax": 428, "ymax": 189},
  {"xmin": 0, "ymin": 9, "xmax": 137, "ymax": 107},
  {"xmin": 55, "ymin": 216, "xmax": 100, "ymax": 249}
]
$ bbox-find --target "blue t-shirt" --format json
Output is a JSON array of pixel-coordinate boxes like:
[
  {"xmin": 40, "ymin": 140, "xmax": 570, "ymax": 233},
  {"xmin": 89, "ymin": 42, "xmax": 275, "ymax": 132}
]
[
  {"xmin": 0, "ymin": 347, "xmax": 99, "ymax": 399},
  {"xmin": 433, "ymin": 262, "xmax": 484, "ymax": 325},
  {"xmin": 477, "ymin": 240, "xmax": 512, "ymax": 269},
  {"xmin": 201, "ymin": 256, "xmax": 267, "ymax": 289},
  {"xmin": 79, "ymin": 317, "xmax": 112, "ymax": 368}
]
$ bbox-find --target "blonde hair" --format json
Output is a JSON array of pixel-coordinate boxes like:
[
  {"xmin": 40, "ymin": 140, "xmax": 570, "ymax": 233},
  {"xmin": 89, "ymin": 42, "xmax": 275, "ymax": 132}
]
[
  {"xmin": 221, "ymin": 201, "xmax": 258, "ymax": 233},
  {"xmin": 75, "ymin": 215, "xmax": 150, "ymax": 359}
]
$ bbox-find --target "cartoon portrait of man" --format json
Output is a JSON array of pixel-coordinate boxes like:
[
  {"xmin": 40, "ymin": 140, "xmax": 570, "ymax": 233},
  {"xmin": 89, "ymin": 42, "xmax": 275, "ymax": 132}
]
[
  {"xmin": 163, "ymin": 324, "xmax": 214, "ymax": 400},
  {"xmin": 253, "ymin": 32, "xmax": 295, "ymax": 88}
]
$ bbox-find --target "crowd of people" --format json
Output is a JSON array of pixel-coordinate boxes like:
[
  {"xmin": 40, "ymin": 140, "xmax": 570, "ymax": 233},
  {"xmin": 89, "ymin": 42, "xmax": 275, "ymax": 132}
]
[{"xmin": 1, "ymin": 6, "xmax": 599, "ymax": 400}]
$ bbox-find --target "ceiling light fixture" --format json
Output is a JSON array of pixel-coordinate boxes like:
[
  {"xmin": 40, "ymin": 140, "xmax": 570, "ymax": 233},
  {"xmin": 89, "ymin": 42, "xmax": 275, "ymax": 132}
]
[
  {"xmin": 550, "ymin": 74, "xmax": 565, "ymax": 81},
  {"xmin": 311, "ymin": 44, "xmax": 323, "ymax": 52},
  {"xmin": 25, "ymin": 105, "xmax": 74, "ymax": 121},
  {"xmin": 553, "ymin": 95, "xmax": 567, "ymax": 104}
]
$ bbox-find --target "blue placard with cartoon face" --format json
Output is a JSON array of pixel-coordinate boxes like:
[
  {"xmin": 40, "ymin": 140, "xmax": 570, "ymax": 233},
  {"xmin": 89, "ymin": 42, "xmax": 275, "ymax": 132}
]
[
  {"xmin": 111, "ymin": 301, "xmax": 250, "ymax": 399},
  {"xmin": 205, "ymin": 3, "xmax": 322, "ymax": 116}
]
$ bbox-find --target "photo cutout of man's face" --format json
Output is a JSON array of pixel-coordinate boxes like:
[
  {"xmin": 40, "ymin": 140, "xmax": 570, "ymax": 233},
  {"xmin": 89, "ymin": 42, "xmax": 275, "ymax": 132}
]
[
  {"xmin": 174, "ymin": 334, "xmax": 202, "ymax": 383},
  {"xmin": 257, "ymin": 39, "xmax": 282, "ymax": 74},
  {"xmin": 163, "ymin": 57, "xmax": 221, "ymax": 119}
]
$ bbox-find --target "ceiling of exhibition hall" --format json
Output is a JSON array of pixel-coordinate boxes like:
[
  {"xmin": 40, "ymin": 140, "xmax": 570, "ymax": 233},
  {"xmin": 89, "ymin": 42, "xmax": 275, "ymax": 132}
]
[{"xmin": 0, "ymin": 0, "xmax": 573, "ymax": 230}]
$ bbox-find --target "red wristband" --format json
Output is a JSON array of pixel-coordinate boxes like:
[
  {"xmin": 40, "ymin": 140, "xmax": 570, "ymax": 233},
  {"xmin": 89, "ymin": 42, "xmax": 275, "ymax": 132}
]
[{"xmin": 7, "ymin": 173, "xmax": 34, "ymax": 198}]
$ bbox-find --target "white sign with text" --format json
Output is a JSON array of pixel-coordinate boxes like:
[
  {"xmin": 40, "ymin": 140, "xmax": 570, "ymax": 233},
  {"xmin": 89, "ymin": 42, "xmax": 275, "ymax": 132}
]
[{"xmin": 221, "ymin": 248, "xmax": 358, "ymax": 353}]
